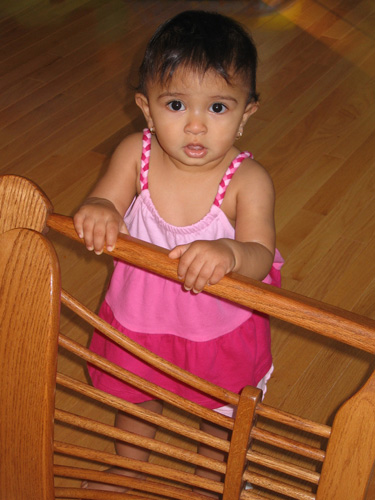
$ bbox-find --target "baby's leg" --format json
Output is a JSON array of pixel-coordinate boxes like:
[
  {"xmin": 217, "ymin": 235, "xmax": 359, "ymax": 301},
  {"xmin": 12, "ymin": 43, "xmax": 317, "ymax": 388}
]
[
  {"xmin": 82, "ymin": 399, "xmax": 163, "ymax": 491},
  {"xmin": 194, "ymin": 419, "xmax": 229, "ymax": 499}
]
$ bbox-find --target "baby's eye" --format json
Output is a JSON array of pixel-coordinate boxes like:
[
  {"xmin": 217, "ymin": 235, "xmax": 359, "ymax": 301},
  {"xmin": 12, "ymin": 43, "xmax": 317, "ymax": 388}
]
[
  {"xmin": 210, "ymin": 102, "xmax": 227, "ymax": 114},
  {"xmin": 167, "ymin": 100, "xmax": 185, "ymax": 111}
]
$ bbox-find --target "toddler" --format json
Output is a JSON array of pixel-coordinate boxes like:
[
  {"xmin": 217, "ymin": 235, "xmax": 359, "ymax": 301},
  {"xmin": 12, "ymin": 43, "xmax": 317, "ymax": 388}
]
[{"xmin": 74, "ymin": 9, "xmax": 283, "ymax": 495}]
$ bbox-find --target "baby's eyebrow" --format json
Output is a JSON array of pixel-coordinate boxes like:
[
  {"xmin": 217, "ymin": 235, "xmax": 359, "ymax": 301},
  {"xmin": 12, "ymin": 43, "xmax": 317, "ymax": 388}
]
[
  {"xmin": 158, "ymin": 91, "xmax": 238, "ymax": 103},
  {"xmin": 211, "ymin": 95, "xmax": 238, "ymax": 103},
  {"xmin": 158, "ymin": 91, "xmax": 185, "ymax": 99}
]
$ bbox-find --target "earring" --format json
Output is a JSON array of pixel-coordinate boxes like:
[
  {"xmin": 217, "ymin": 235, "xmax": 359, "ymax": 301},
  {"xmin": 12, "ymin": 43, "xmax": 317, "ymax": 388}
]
[
  {"xmin": 236, "ymin": 130, "xmax": 243, "ymax": 140},
  {"xmin": 150, "ymin": 127, "xmax": 156, "ymax": 135}
]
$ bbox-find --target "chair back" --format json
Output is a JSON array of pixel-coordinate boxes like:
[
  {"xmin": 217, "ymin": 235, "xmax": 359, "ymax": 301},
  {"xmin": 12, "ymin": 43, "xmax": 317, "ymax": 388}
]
[{"xmin": 1, "ymin": 174, "xmax": 375, "ymax": 499}]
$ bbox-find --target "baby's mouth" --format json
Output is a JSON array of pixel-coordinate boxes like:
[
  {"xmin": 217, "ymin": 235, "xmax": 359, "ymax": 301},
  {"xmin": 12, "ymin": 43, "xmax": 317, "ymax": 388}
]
[{"xmin": 184, "ymin": 143, "xmax": 207, "ymax": 158}]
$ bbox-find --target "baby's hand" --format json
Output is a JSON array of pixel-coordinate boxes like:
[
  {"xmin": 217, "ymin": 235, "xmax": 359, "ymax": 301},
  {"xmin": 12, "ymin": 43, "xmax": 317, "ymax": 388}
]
[
  {"xmin": 168, "ymin": 240, "xmax": 236, "ymax": 293},
  {"xmin": 73, "ymin": 198, "xmax": 128, "ymax": 254}
]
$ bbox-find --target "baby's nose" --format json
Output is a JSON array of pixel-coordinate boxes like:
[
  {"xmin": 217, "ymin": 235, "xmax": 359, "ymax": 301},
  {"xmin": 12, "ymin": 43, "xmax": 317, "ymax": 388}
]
[{"xmin": 184, "ymin": 112, "xmax": 207, "ymax": 134}]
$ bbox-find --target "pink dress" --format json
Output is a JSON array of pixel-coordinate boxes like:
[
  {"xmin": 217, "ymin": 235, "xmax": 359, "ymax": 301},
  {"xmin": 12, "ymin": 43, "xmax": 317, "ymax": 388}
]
[{"xmin": 89, "ymin": 129, "xmax": 284, "ymax": 409}]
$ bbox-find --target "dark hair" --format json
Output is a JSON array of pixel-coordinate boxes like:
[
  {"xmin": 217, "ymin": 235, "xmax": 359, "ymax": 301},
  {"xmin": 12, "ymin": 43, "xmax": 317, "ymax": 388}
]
[{"xmin": 137, "ymin": 10, "xmax": 259, "ymax": 103}]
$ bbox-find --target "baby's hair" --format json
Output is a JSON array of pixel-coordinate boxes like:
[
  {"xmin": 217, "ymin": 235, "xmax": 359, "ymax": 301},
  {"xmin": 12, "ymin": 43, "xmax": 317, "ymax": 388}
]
[{"xmin": 137, "ymin": 10, "xmax": 259, "ymax": 103}]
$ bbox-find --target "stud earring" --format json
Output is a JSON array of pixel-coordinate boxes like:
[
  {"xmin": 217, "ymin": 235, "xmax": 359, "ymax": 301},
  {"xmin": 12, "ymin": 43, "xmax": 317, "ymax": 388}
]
[
  {"xmin": 150, "ymin": 127, "xmax": 156, "ymax": 135},
  {"xmin": 236, "ymin": 130, "xmax": 243, "ymax": 140}
]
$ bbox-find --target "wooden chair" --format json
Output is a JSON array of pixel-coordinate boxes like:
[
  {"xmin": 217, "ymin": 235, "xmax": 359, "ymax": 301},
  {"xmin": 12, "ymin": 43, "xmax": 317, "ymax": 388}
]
[{"xmin": 0, "ymin": 174, "xmax": 375, "ymax": 500}]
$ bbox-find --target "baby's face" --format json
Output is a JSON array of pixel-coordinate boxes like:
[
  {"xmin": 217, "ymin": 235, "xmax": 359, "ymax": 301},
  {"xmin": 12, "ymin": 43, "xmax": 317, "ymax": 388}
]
[{"xmin": 136, "ymin": 67, "xmax": 257, "ymax": 171}]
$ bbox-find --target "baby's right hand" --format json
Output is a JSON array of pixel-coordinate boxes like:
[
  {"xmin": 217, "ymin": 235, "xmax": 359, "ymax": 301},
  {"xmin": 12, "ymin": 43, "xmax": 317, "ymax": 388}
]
[{"xmin": 73, "ymin": 198, "xmax": 128, "ymax": 254}]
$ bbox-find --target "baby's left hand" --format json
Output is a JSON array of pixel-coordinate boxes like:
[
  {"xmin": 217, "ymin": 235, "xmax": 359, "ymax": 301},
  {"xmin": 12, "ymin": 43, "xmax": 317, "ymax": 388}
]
[{"xmin": 168, "ymin": 239, "xmax": 236, "ymax": 293}]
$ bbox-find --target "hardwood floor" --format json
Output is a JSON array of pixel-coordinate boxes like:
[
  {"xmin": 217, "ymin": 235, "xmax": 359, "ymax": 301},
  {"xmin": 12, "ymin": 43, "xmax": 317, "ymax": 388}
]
[{"xmin": 1, "ymin": 0, "xmax": 375, "ymax": 495}]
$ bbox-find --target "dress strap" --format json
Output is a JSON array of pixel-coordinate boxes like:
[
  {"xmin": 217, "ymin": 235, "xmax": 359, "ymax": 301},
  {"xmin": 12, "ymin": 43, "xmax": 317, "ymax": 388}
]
[
  {"xmin": 140, "ymin": 128, "xmax": 152, "ymax": 190},
  {"xmin": 140, "ymin": 131, "xmax": 252, "ymax": 200},
  {"xmin": 214, "ymin": 151, "xmax": 253, "ymax": 207}
]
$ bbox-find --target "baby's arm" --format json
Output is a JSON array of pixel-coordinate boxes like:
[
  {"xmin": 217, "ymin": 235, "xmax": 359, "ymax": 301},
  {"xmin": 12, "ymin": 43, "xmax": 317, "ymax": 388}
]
[
  {"xmin": 169, "ymin": 160, "xmax": 276, "ymax": 293},
  {"xmin": 74, "ymin": 134, "xmax": 141, "ymax": 254}
]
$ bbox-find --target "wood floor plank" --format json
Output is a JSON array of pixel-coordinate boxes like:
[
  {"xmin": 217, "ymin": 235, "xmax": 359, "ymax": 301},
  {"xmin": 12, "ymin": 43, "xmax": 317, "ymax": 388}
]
[
  {"xmin": 323, "ymin": 239, "xmax": 375, "ymax": 313},
  {"xmin": 0, "ymin": 0, "xmax": 43, "ymax": 32},
  {"xmin": 0, "ymin": 0, "xmax": 103, "ymax": 62}
]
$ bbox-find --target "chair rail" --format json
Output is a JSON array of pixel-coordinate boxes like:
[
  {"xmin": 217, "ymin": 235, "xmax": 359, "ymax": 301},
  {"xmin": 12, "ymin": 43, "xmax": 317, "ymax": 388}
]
[{"xmin": 48, "ymin": 213, "xmax": 375, "ymax": 354}]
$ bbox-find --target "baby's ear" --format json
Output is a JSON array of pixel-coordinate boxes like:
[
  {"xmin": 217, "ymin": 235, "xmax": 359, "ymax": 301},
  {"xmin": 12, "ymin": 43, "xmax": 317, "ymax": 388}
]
[
  {"xmin": 240, "ymin": 100, "xmax": 259, "ymax": 131},
  {"xmin": 135, "ymin": 93, "xmax": 154, "ymax": 129},
  {"xmin": 244, "ymin": 101, "xmax": 259, "ymax": 119}
]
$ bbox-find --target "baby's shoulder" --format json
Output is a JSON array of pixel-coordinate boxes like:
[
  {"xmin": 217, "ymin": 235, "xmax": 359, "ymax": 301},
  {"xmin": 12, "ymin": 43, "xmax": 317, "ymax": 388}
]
[
  {"xmin": 114, "ymin": 131, "xmax": 144, "ymax": 159},
  {"xmin": 235, "ymin": 154, "xmax": 274, "ymax": 189},
  {"xmin": 106, "ymin": 132, "xmax": 144, "ymax": 186}
]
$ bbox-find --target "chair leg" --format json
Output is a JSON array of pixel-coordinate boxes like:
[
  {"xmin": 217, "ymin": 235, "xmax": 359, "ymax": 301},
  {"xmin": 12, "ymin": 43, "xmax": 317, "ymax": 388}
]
[{"xmin": 223, "ymin": 386, "xmax": 261, "ymax": 500}]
